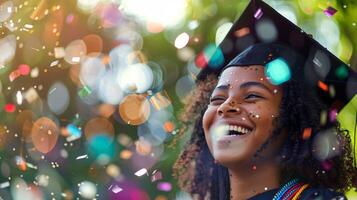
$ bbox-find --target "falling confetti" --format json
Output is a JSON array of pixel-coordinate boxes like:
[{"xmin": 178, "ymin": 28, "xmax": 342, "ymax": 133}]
[
  {"xmin": 76, "ymin": 154, "xmax": 88, "ymax": 160},
  {"xmin": 134, "ymin": 168, "xmax": 148, "ymax": 177},
  {"xmin": 324, "ymin": 6, "xmax": 337, "ymax": 17}
]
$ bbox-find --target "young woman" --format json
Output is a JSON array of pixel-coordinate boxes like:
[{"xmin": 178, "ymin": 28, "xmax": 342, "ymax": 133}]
[{"xmin": 173, "ymin": 42, "xmax": 357, "ymax": 200}]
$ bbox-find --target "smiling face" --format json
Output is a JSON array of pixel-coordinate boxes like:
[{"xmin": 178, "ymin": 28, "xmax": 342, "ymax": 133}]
[{"xmin": 202, "ymin": 65, "xmax": 285, "ymax": 167}]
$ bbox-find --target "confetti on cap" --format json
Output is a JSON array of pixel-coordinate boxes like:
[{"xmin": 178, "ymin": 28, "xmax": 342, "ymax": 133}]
[{"xmin": 323, "ymin": 6, "xmax": 337, "ymax": 17}]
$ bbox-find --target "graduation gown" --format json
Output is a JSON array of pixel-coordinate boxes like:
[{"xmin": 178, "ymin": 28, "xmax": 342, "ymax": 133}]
[{"xmin": 247, "ymin": 187, "xmax": 347, "ymax": 200}]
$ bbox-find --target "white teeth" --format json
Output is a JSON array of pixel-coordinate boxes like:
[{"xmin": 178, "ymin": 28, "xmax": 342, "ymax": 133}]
[
  {"xmin": 224, "ymin": 125, "xmax": 251, "ymax": 134},
  {"xmin": 237, "ymin": 126, "xmax": 242, "ymax": 132}
]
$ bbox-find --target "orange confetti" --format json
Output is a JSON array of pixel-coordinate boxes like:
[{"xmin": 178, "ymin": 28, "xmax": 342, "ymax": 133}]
[
  {"xmin": 302, "ymin": 128, "xmax": 312, "ymax": 140},
  {"xmin": 318, "ymin": 81, "xmax": 328, "ymax": 92},
  {"xmin": 15, "ymin": 156, "xmax": 27, "ymax": 171},
  {"xmin": 234, "ymin": 27, "xmax": 250, "ymax": 37},
  {"xmin": 163, "ymin": 121, "xmax": 175, "ymax": 133}
]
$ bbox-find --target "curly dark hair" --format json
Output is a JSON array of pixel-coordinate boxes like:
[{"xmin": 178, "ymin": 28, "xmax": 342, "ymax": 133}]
[{"xmin": 172, "ymin": 70, "xmax": 357, "ymax": 200}]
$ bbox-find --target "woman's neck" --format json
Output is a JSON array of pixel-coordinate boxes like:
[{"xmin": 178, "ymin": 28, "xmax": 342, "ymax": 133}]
[{"xmin": 229, "ymin": 161, "xmax": 281, "ymax": 200}]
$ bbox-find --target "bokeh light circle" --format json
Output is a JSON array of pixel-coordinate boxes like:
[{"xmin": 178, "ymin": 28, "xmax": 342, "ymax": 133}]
[
  {"xmin": 119, "ymin": 94, "xmax": 150, "ymax": 125},
  {"xmin": 265, "ymin": 58, "xmax": 291, "ymax": 85},
  {"xmin": 78, "ymin": 181, "xmax": 97, "ymax": 199},
  {"xmin": 47, "ymin": 82, "xmax": 70, "ymax": 115},
  {"xmin": 64, "ymin": 39, "xmax": 87, "ymax": 64},
  {"xmin": 31, "ymin": 117, "xmax": 59, "ymax": 154},
  {"xmin": 80, "ymin": 56, "xmax": 106, "ymax": 88},
  {"xmin": 84, "ymin": 117, "xmax": 115, "ymax": 140},
  {"xmin": 117, "ymin": 63, "xmax": 153, "ymax": 93}
]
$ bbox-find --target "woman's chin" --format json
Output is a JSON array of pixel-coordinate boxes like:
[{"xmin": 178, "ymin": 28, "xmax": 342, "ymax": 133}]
[{"xmin": 213, "ymin": 151, "xmax": 250, "ymax": 167}]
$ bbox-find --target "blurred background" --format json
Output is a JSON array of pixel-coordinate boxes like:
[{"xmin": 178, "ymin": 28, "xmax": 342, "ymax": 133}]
[{"xmin": 0, "ymin": 0, "xmax": 356, "ymax": 199}]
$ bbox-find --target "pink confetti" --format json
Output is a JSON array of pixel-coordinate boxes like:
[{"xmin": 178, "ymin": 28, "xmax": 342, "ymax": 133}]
[
  {"xmin": 151, "ymin": 170, "xmax": 162, "ymax": 182},
  {"xmin": 324, "ymin": 6, "xmax": 337, "ymax": 17},
  {"xmin": 254, "ymin": 8, "xmax": 263, "ymax": 19}
]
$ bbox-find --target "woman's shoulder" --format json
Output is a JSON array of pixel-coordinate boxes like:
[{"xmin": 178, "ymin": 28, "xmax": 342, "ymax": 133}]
[{"xmin": 298, "ymin": 186, "xmax": 347, "ymax": 200}]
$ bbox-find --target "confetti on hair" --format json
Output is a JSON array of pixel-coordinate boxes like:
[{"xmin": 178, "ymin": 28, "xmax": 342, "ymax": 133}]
[
  {"xmin": 302, "ymin": 128, "xmax": 312, "ymax": 140},
  {"xmin": 235, "ymin": 27, "xmax": 250, "ymax": 37},
  {"xmin": 318, "ymin": 81, "xmax": 328, "ymax": 92}
]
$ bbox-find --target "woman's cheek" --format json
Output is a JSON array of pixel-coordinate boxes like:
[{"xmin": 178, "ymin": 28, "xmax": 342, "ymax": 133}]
[{"xmin": 202, "ymin": 107, "xmax": 215, "ymax": 132}]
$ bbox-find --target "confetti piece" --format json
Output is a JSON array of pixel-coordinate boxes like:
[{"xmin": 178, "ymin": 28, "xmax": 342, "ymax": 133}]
[
  {"xmin": 26, "ymin": 162, "xmax": 38, "ymax": 169},
  {"xmin": 15, "ymin": 156, "xmax": 27, "ymax": 171},
  {"xmin": 235, "ymin": 27, "xmax": 250, "ymax": 37},
  {"xmin": 66, "ymin": 124, "xmax": 81, "ymax": 142},
  {"xmin": 0, "ymin": 181, "xmax": 10, "ymax": 189},
  {"xmin": 76, "ymin": 154, "xmax": 88, "ymax": 160},
  {"xmin": 134, "ymin": 168, "xmax": 148, "ymax": 177},
  {"xmin": 108, "ymin": 185, "xmax": 123, "ymax": 193},
  {"xmin": 24, "ymin": 24, "xmax": 33, "ymax": 29},
  {"xmin": 31, "ymin": 47, "xmax": 40, "ymax": 52},
  {"xmin": 48, "ymin": 87, "xmax": 56, "ymax": 94},
  {"xmin": 78, "ymin": 86, "xmax": 92, "ymax": 98},
  {"xmin": 24, "ymin": 87, "xmax": 39, "ymax": 103},
  {"xmin": 151, "ymin": 170, "xmax": 162, "ymax": 182},
  {"xmin": 302, "ymin": 128, "xmax": 312, "ymax": 140},
  {"xmin": 163, "ymin": 121, "xmax": 175, "ymax": 133},
  {"xmin": 318, "ymin": 81, "xmax": 328, "ymax": 92},
  {"xmin": 16, "ymin": 91, "xmax": 22, "ymax": 105},
  {"xmin": 149, "ymin": 91, "xmax": 171, "ymax": 110},
  {"xmin": 323, "ymin": 6, "xmax": 337, "ymax": 17},
  {"xmin": 50, "ymin": 60, "xmax": 59, "ymax": 67},
  {"xmin": 4, "ymin": 103, "xmax": 15, "ymax": 113},
  {"xmin": 9, "ymin": 69, "xmax": 21, "ymax": 82},
  {"xmin": 254, "ymin": 8, "xmax": 263, "ymax": 19}
]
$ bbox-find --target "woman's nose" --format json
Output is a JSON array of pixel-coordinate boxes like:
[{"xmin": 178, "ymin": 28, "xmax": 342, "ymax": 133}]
[{"xmin": 217, "ymin": 100, "xmax": 241, "ymax": 116}]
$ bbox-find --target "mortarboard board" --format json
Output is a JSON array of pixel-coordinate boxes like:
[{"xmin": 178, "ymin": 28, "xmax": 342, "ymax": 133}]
[{"xmin": 196, "ymin": 0, "xmax": 357, "ymax": 165}]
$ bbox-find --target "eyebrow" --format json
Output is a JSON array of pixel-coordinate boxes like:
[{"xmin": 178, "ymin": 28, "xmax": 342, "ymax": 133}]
[{"xmin": 215, "ymin": 82, "xmax": 273, "ymax": 94}]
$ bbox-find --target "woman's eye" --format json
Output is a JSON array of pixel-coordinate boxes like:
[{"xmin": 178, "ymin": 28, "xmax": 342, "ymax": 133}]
[
  {"xmin": 245, "ymin": 94, "xmax": 263, "ymax": 100},
  {"xmin": 209, "ymin": 97, "xmax": 225, "ymax": 103}
]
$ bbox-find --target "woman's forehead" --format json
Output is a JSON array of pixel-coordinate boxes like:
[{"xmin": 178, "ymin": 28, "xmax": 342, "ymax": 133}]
[
  {"xmin": 217, "ymin": 65, "xmax": 282, "ymax": 92},
  {"xmin": 218, "ymin": 65, "xmax": 266, "ymax": 84}
]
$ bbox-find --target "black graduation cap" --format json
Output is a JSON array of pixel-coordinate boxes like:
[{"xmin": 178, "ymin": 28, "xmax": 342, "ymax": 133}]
[
  {"xmin": 196, "ymin": 0, "xmax": 357, "ymax": 109},
  {"xmin": 196, "ymin": 0, "xmax": 357, "ymax": 164}
]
